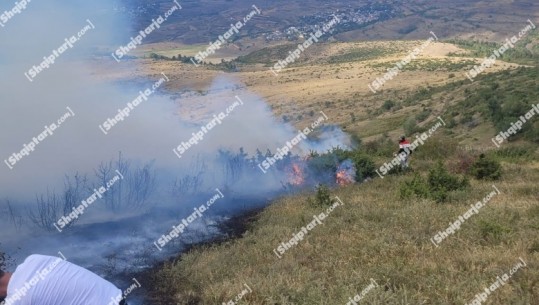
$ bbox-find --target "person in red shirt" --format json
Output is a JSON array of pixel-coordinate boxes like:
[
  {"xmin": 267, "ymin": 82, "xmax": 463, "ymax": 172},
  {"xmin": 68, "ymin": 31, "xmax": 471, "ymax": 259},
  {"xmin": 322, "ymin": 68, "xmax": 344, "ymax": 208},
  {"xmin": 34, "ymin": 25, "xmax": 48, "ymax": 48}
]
[{"xmin": 396, "ymin": 136, "xmax": 412, "ymax": 169}]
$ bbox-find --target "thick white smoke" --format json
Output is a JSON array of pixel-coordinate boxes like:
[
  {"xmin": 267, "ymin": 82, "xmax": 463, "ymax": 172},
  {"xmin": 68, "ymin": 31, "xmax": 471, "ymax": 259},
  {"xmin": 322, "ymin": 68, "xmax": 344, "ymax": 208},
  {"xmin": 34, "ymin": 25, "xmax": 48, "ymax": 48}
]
[{"xmin": 0, "ymin": 1, "xmax": 351, "ymax": 302}]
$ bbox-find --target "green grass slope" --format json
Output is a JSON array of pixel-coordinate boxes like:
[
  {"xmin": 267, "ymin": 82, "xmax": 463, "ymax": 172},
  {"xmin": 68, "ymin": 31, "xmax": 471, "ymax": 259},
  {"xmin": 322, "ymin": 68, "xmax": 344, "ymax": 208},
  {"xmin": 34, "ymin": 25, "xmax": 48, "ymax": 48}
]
[{"xmin": 148, "ymin": 66, "xmax": 539, "ymax": 305}]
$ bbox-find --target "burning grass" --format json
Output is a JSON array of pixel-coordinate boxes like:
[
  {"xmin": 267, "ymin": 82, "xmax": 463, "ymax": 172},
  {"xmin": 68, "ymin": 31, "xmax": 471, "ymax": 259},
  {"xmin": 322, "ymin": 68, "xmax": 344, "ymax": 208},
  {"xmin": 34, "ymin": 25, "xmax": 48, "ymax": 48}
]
[{"xmin": 148, "ymin": 148, "xmax": 539, "ymax": 304}]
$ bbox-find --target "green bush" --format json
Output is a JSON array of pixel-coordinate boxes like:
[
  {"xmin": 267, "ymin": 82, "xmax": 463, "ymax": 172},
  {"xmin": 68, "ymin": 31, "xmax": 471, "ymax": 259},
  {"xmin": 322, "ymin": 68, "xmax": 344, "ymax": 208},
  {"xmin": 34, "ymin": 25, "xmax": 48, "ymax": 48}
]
[
  {"xmin": 428, "ymin": 161, "xmax": 470, "ymax": 192},
  {"xmin": 328, "ymin": 147, "xmax": 376, "ymax": 180},
  {"xmin": 382, "ymin": 100, "xmax": 396, "ymax": 110},
  {"xmin": 313, "ymin": 184, "xmax": 332, "ymax": 207},
  {"xmin": 399, "ymin": 173, "xmax": 430, "ymax": 199},
  {"xmin": 399, "ymin": 162, "xmax": 469, "ymax": 202},
  {"xmin": 347, "ymin": 150, "xmax": 376, "ymax": 180},
  {"xmin": 428, "ymin": 161, "xmax": 469, "ymax": 202},
  {"xmin": 469, "ymin": 154, "xmax": 502, "ymax": 180},
  {"xmin": 306, "ymin": 151, "xmax": 338, "ymax": 182},
  {"xmin": 403, "ymin": 117, "xmax": 418, "ymax": 135}
]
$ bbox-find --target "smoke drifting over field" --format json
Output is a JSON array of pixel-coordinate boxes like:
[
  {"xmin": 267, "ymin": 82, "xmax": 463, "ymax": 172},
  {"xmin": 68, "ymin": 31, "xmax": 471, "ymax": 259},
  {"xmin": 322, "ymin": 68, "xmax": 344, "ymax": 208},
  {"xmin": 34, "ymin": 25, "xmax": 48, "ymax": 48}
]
[{"xmin": 0, "ymin": 1, "xmax": 353, "ymax": 302}]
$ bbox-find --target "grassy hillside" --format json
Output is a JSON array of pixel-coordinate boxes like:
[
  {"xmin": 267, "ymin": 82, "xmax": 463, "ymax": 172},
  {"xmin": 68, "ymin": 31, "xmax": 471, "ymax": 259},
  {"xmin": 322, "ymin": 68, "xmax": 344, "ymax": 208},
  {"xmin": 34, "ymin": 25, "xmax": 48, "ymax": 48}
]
[
  {"xmin": 148, "ymin": 145, "xmax": 538, "ymax": 304},
  {"xmin": 446, "ymin": 31, "xmax": 539, "ymax": 66},
  {"xmin": 147, "ymin": 65, "xmax": 539, "ymax": 304}
]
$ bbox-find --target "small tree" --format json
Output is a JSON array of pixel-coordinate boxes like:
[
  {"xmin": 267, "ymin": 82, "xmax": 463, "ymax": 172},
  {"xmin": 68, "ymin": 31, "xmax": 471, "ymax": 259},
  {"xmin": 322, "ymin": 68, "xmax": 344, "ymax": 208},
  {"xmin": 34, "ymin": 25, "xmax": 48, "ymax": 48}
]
[
  {"xmin": 469, "ymin": 154, "xmax": 502, "ymax": 180},
  {"xmin": 400, "ymin": 173, "xmax": 429, "ymax": 199},
  {"xmin": 382, "ymin": 100, "xmax": 395, "ymax": 110},
  {"xmin": 403, "ymin": 117, "xmax": 417, "ymax": 135},
  {"xmin": 314, "ymin": 184, "xmax": 332, "ymax": 206},
  {"xmin": 348, "ymin": 151, "xmax": 375, "ymax": 180},
  {"xmin": 399, "ymin": 162, "xmax": 469, "ymax": 203}
]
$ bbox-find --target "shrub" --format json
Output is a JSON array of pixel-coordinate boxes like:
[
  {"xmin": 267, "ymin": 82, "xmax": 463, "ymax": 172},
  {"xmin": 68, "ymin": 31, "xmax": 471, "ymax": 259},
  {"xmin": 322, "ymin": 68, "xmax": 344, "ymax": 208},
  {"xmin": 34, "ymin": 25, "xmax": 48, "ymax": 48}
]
[
  {"xmin": 306, "ymin": 152, "xmax": 338, "ymax": 183},
  {"xmin": 382, "ymin": 100, "xmax": 396, "ymax": 110},
  {"xmin": 399, "ymin": 173, "xmax": 429, "ymax": 199},
  {"xmin": 428, "ymin": 161, "xmax": 470, "ymax": 202},
  {"xmin": 469, "ymin": 154, "xmax": 502, "ymax": 180},
  {"xmin": 314, "ymin": 184, "xmax": 332, "ymax": 206},
  {"xmin": 428, "ymin": 161, "xmax": 469, "ymax": 191},
  {"xmin": 399, "ymin": 162, "xmax": 469, "ymax": 202},
  {"xmin": 403, "ymin": 117, "xmax": 418, "ymax": 135},
  {"xmin": 335, "ymin": 148, "xmax": 376, "ymax": 178},
  {"xmin": 346, "ymin": 150, "xmax": 376, "ymax": 180}
]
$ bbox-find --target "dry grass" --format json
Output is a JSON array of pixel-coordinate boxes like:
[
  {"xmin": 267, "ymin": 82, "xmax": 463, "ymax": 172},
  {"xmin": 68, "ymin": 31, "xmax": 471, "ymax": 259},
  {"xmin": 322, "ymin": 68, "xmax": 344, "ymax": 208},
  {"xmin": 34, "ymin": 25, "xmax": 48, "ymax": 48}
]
[
  {"xmin": 150, "ymin": 156, "xmax": 539, "ymax": 304},
  {"xmin": 98, "ymin": 38, "xmax": 539, "ymax": 304},
  {"xmin": 103, "ymin": 40, "xmax": 525, "ymax": 133}
]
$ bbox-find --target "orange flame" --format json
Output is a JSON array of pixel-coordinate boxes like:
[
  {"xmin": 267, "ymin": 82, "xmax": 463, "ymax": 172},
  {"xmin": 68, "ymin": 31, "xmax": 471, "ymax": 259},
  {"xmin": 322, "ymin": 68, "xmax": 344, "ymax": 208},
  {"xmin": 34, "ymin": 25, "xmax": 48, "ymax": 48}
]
[
  {"xmin": 336, "ymin": 170, "xmax": 353, "ymax": 185},
  {"xmin": 287, "ymin": 163, "xmax": 305, "ymax": 186},
  {"xmin": 336, "ymin": 159, "xmax": 356, "ymax": 185}
]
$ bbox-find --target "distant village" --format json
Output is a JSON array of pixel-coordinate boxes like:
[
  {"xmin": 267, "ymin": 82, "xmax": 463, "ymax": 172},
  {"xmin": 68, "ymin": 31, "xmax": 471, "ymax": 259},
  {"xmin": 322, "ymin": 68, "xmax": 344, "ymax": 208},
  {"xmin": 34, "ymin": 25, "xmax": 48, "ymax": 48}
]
[
  {"xmin": 110, "ymin": 1, "xmax": 397, "ymax": 43},
  {"xmin": 264, "ymin": 4, "xmax": 396, "ymax": 42}
]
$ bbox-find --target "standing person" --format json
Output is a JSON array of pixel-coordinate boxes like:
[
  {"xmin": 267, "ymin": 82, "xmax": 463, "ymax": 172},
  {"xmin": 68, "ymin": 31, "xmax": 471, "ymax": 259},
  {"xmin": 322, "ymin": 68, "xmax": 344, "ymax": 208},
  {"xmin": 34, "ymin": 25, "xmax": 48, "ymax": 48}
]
[
  {"xmin": 0, "ymin": 254, "xmax": 128, "ymax": 305},
  {"xmin": 395, "ymin": 136, "xmax": 412, "ymax": 169}
]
